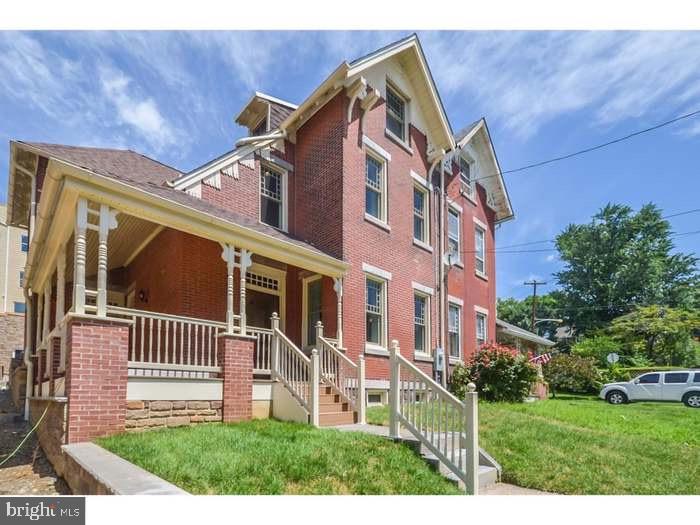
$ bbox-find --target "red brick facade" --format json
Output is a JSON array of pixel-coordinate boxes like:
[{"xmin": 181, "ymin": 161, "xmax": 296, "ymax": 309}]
[
  {"xmin": 64, "ymin": 317, "xmax": 129, "ymax": 443},
  {"xmin": 218, "ymin": 333, "xmax": 254, "ymax": 422}
]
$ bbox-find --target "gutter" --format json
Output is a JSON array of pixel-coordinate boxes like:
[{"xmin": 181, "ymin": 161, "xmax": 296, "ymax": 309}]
[{"xmin": 22, "ymin": 288, "xmax": 33, "ymax": 420}]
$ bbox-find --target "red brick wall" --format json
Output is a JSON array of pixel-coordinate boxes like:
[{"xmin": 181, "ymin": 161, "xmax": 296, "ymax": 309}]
[
  {"xmin": 218, "ymin": 334, "xmax": 254, "ymax": 422},
  {"xmin": 65, "ymin": 317, "xmax": 129, "ymax": 443}
]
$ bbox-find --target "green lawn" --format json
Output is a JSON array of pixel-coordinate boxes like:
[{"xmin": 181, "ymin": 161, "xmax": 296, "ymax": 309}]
[
  {"xmin": 97, "ymin": 419, "xmax": 461, "ymax": 495},
  {"xmin": 367, "ymin": 396, "xmax": 700, "ymax": 495}
]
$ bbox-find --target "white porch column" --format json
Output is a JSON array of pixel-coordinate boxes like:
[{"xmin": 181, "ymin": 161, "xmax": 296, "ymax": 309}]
[
  {"xmin": 239, "ymin": 248, "xmax": 252, "ymax": 335},
  {"xmin": 22, "ymin": 290, "xmax": 33, "ymax": 420},
  {"xmin": 333, "ymin": 277, "xmax": 343, "ymax": 348},
  {"xmin": 73, "ymin": 198, "xmax": 88, "ymax": 315},
  {"xmin": 35, "ymin": 292, "xmax": 43, "ymax": 347},
  {"xmin": 56, "ymin": 245, "xmax": 67, "ymax": 371},
  {"xmin": 389, "ymin": 339, "xmax": 401, "ymax": 439},
  {"xmin": 97, "ymin": 204, "xmax": 118, "ymax": 317},
  {"xmin": 42, "ymin": 281, "xmax": 51, "ymax": 340},
  {"xmin": 220, "ymin": 244, "xmax": 235, "ymax": 333}
]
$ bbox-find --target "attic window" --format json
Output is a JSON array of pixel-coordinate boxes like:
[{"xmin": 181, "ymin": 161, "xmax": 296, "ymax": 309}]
[
  {"xmin": 252, "ymin": 117, "xmax": 268, "ymax": 136},
  {"xmin": 385, "ymin": 83, "xmax": 407, "ymax": 142}
]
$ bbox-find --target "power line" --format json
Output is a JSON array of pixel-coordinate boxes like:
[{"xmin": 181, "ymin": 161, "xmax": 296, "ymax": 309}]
[
  {"xmin": 472, "ymin": 108, "xmax": 700, "ymax": 183},
  {"xmin": 492, "ymin": 208, "xmax": 700, "ymax": 250}
]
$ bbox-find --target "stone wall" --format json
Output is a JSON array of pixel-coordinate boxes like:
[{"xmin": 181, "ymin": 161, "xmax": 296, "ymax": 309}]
[
  {"xmin": 125, "ymin": 400, "xmax": 222, "ymax": 431},
  {"xmin": 10, "ymin": 364, "xmax": 26, "ymax": 411},
  {"xmin": 29, "ymin": 398, "xmax": 67, "ymax": 476},
  {"xmin": 0, "ymin": 313, "xmax": 24, "ymax": 382}
]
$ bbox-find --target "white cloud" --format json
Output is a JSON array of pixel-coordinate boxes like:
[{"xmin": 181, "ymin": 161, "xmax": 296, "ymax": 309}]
[
  {"xmin": 99, "ymin": 66, "xmax": 177, "ymax": 150},
  {"xmin": 545, "ymin": 254, "xmax": 557, "ymax": 262},
  {"xmin": 419, "ymin": 31, "xmax": 700, "ymax": 139}
]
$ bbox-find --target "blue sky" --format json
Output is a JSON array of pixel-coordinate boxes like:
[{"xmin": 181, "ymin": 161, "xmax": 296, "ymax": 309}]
[{"xmin": 1, "ymin": 31, "xmax": 698, "ymax": 299}]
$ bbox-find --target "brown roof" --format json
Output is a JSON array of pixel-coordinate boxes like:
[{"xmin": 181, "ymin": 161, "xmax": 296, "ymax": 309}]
[
  {"xmin": 20, "ymin": 141, "xmax": 336, "ymax": 260},
  {"xmin": 268, "ymin": 101, "xmax": 295, "ymax": 130}
]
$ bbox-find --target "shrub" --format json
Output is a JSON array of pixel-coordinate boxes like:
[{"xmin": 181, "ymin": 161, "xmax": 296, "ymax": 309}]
[
  {"xmin": 543, "ymin": 354, "xmax": 599, "ymax": 395},
  {"xmin": 571, "ymin": 335, "xmax": 620, "ymax": 367},
  {"xmin": 450, "ymin": 343, "xmax": 538, "ymax": 402}
]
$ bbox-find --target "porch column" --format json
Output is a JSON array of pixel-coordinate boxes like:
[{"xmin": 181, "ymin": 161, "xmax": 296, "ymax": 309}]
[
  {"xmin": 333, "ymin": 277, "xmax": 343, "ymax": 348},
  {"xmin": 43, "ymin": 280, "xmax": 51, "ymax": 339},
  {"xmin": 220, "ymin": 244, "xmax": 236, "ymax": 333},
  {"xmin": 56, "ymin": 244, "xmax": 67, "ymax": 371},
  {"xmin": 35, "ymin": 291, "xmax": 43, "ymax": 348},
  {"xmin": 73, "ymin": 198, "xmax": 88, "ymax": 315},
  {"xmin": 239, "ymin": 248, "xmax": 252, "ymax": 335},
  {"xmin": 97, "ymin": 204, "xmax": 118, "ymax": 317}
]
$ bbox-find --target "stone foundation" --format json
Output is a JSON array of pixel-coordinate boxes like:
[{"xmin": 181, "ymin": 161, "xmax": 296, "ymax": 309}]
[
  {"xmin": 29, "ymin": 398, "xmax": 68, "ymax": 476},
  {"xmin": 125, "ymin": 400, "xmax": 222, "ymax": 431}
]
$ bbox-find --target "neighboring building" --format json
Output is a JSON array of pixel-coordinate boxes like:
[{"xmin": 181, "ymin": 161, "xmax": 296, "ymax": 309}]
[
  {"xmin": 496, "ymin": 318, "xmax": 556, "ymax": 355},
  {"xmin": 6, "ymin": 35, "xmax": 513, "ymax": 443},
  {"xmin": 0, "ymin": 203, "xmax": 27, "ymax": 385}
]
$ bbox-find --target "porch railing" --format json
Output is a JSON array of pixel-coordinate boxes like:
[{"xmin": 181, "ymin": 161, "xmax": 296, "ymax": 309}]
[
  {"xmin": 389, "ymin": 340, "xmax": 479, "ymax": 495},
  {"xmin": 316, "ymin": 322, "xmax": 365, "ymax": 423},
  {"xmin": 272, "ymin": 324, "xmax": 313, "ymax": 414}
]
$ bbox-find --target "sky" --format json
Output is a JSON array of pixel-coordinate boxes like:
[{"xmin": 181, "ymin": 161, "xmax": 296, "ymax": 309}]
[{"xmin": 0, "ymin": 30, "xmax": 698, "ymax": 299}]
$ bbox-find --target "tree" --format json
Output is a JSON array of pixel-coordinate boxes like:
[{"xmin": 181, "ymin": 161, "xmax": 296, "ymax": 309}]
[
  {"xmin": 571, "ymin": 334, "xmax": 620, "ymax": 367},
  {"xmin": 554, "ymin": 203, "xmax": 699, "ymax": 334},
  {"xmin": 497, "ymin": 292, "xmax": 563, "ymax": 339},
  {"xmin": 606, "ymin": 305, "xmax": 700, "ymax": 367}
]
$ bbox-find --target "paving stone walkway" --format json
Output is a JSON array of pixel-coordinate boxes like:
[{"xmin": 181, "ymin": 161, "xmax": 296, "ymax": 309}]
[{"xmin": 0, "ymin": 390, "xmax": 70, "ymax": 495}]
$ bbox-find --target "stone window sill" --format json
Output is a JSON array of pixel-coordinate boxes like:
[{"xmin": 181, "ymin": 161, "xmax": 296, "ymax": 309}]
[
  {"xmin": 384, "ymin": 129, "xmax": 414, "ymax": 155},
  {"xmin": 364, "ymin": 213, "xmax": 391, "ymax": 232}
]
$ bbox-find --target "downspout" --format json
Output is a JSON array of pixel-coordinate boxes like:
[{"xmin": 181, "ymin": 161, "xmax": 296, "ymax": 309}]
[
  {"xmin": 234, "ymin": 129, "xmax": 286, "ymax": 147},
  {"xmin": 22, "ymin": 289, "xmax": 33, "ymax": 420}
]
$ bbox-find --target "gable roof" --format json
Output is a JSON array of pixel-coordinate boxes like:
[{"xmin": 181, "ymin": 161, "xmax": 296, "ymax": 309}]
[
  {"xmin": 11, "ymin": 141, "xmax": 338, "ymax": 261},
  {"xmin": 235, "ymin": 91, "xmax": 298, "ymax": 130}
]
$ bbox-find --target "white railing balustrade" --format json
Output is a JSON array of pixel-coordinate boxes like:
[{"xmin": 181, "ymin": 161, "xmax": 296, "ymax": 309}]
[
  {"xmin": 389, "ymin": 340, "xmax": 479, "ymax": 495},
  {"xmin": 271, "ymin": 322, "xmax": 312, "ymax": 411},
  {"xmin": 250, "ymin": 326, "xmax": 273, "ymax": 373},
  {"xmin": 315, "ymin": 322, "xmax": 365, "ymax": 424}
]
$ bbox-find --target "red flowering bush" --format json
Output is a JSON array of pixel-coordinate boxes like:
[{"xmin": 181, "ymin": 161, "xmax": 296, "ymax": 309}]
[{"xmin": 449, "ymin": 343, "xmax": 538, "ymax": 402}]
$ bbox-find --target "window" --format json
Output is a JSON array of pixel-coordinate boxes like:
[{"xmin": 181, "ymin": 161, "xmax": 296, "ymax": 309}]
[
  {"xmin": 365, "ymin": 154, "xmax": 386, "ymax": 221},
  {"xmin": 459, "ymin": 157, "xmax": 474, "ymax": 197},
  {"xmin": 367, "ymin": 392, "xmax": 383, "ymax": 404},
  {"xmin": 252, "ymin": 117, "xmax": 267, "ymax": 136},
  {"xmin": 365, "ymin": 277, "xmax": 386, "ymax": 347},
  {"xmin": 20, "ymin": 234, "xmax": 29, "ymax": 252},
  {"xmin": 664, "ymin": 373, "xmax": 689, "ymax": 384},
  {"xmin": 693, "ymin": 373, "xmax": 700, "ymax": 383},
  {"xmin": 447, "ymin": 208, "xmax": 461, "ymax": 263},
  {"xmin": 414, "ymin": 293, "xmax": 429, "ymax": 354},
  {"xmin": 385, "ymin": 83, "xmax": 407, "ymax": 141},
  {"xmin": 476, "ymin": 312, "xmax": 487, "ymax": 346},
  {"xmin": 475, "ymin": 225, "xmax": 486, "ymax": 275},
  {"xmin": 638, "ymin": 373, "xmax": 660, "ymax": 384},
  {"xmin": 19, "ymin": 271, "xmax": 24, "ymax": 287},
  {"xmin": 413, "ymin": 186, "xmax": 428, "ymax": 242},
  {"xmin": 260, "ymin": 165, "xmax": 284, "ymax": 229},
  {"xmin": 13, "ymin": 302, "xmax": 26, "ymax": 314},
  {"xmin": 448, "ymin": 303, "xmax": 461, "ymax": 359}
]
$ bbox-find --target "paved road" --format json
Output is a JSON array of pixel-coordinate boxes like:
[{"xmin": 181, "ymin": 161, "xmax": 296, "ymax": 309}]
[{"xmin": 0, "ymin": 391, "xmax": 70, "ymax": 495}]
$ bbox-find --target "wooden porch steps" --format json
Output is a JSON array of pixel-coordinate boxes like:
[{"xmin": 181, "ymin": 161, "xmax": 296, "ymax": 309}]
[{"xmin": 318, "ymin": 385, "xmax": 356, "ymax": 426}]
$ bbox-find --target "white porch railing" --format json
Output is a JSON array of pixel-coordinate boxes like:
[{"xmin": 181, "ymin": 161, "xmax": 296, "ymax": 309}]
[
  {"xmin": 251, "ymin": 327, "xmax": 274, "ymax": 374},
  {"xmin": 272, "ymin": 325, "xmax": 314, "ymax": 413},
  {"xmin": 389, "ymin": 340, "xmax": 479, "ymax": 495},
  {"xmin": 316, "ymin": 322, "xmax": 365, "ymax": 424}
]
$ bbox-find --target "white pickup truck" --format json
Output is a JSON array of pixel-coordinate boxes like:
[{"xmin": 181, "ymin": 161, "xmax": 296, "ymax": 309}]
[{"xmin": 600, "ymin": 370, "xmax": 700, "ymax": 407}]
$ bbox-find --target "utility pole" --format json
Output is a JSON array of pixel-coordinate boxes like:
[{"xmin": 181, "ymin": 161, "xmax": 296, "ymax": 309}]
[{"xmin": 524, "ymin": 280, "xmax": 547, "ymax": 332}]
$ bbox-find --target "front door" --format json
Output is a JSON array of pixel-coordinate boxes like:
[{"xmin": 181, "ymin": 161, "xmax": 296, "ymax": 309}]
[
  {"xmin": 303, "ymin": 276, "xmax": 323, "ymax": 349},
  {"xmin": 246, "ymin": 289, "xmax": 280, "ymax": 329}
]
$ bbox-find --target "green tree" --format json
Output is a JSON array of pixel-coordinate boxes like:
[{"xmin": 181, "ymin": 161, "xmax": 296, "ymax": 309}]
[
  {"xmin": 606, "ymin": 305, "xmax": 700, "ymax": 366},
  {"xmin": 571, "ymin": 334, "xmax": 620, "ymax": 367},
  {"xmin": 554, "ymin": 203, "xmax": 698, "ymax": 334},
  {"xmin": 497, "ymin": 292, "xmax": 563, "ymax": 338}
]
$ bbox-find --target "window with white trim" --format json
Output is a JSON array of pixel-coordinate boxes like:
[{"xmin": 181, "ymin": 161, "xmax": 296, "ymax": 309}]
[
  {"xmin": 413, "ymin": 186, "xmax": 428, "ymax": 243},
  {"xmin": 476, "ymin": 312, "xmax": 487, "ymax": 346},
  {"xmin": 365, "ymin": 153, "xmax": 386, "ymax": 221},
  {"xmin": 365, "ymin": 276, "xmax": 386, "ymax": 347},
  {"xmin": 475, "ymin": 225, "xmax": 486, "ymax": 275},
  {"xmin": 448, "ymin": 303, "xmax": 461, "ymax": 359},
  {"xmin": 414, "ymin": 292, "xmax": 429, "ymax": 354},
  {"xmin": 260, "ymin": 165, "xmax": 285, "ymax": 229},
  {"xmin": 447, "ymin": 207, "xmax": 461, "ymax": 263},
  {"xmin": 20, "ymin": 234, "xmax": 29, "ymax": 253},
  {"xmin": 385, "ymin": 83, "xmax": 407, "ymax": 142},
  {"xmin": 459, "ymin": 157, "xmax": 474, "ymax": 197}
]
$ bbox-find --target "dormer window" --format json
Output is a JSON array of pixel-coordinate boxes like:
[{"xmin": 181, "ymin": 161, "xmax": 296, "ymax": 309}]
[
  {"xmin": 252, "ymin": 117, "xmax": 268, "ymax": 136},
  {"xmin": 459, "ymin": 157, "xmax": 474, "ymax": 198},
  {"xmin": 385, "ymin": 83, "xmax": 407, "ymax": 142}
]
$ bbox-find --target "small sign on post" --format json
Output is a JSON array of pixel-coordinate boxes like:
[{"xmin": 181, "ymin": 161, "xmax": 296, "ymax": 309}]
[{"xmin": 607, "ymin": 352, "xmax": 620, "ymax": 365}]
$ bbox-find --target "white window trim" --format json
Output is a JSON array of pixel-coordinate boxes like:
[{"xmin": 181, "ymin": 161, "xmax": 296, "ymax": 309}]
[
  {"xmin": 364, "ymin": 149, "xmax": 389, "ymax": 227},
  {"xmin": 448, "ymin": 301, "xmax": 462, "ymax": 362},
  {"xmin": 384, "ymin": 79, "xmax": 411, "ymax": 151},
  {"xmin": 259, "ymin": 162, "xmax": 288, "ymax": 232},
  {"xmin": 412, "ymin": 183, "xmax": 430, "ymax": 247},
  {"xmin": 474, "ymin": 305, "xmax": 489, "ymax": 315},
  {"xmin": 446, "ymin": 205, "xmax": 463, "ymax": 267},
  {"xmin": 362, "ymin": 262, "xmax": 392, "ymax": 281},
  {"xmin": 411, "ymin": 281, "xmax": 434, "ymax": 296},
  {"xmin": 474, "ymin": 221, "xmax": 487, "ymax": 279},
  {"xmin": 413, "ymin": 290, "xmax": 431, "ymax": 358},
  {"xmin": 364, "ymin": 274, "xmax": 389, "ymax": 354},
  {"xmin": 473, "ymin": 216, "xmax": 487, "ymax": 230},
  {"xmin": 362, "ymin": 135, "xmax": 391, "ymax": 161},
  {"xmin": 459, "ymin": 152, "xmax": 477, "ymax": 204},
  {"xmin": 410, "ymin": 170, "xmax": 432, "ymax": 189},
  {"xmin": 476, "ymin": 310, "xmax": 488, "ymax": 345},
  {"xmin": 245, "ymin": 263, "xmax": 287, "ymax": 330}
]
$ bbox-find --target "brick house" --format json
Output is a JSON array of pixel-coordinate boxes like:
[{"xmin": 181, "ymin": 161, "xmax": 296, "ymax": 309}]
[{"xmin": 6, "ymin": 34, "xmax": 513, "ymax": 445}]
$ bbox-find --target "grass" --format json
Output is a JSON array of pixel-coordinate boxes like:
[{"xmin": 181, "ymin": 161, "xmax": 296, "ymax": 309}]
[
  {"xmin": 97, "ymin": 419, "xmax": 461, "ymax": 495},
  {"xmin": 367, "ymin": 395, "xmax": 700, "ymax": 495}
]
